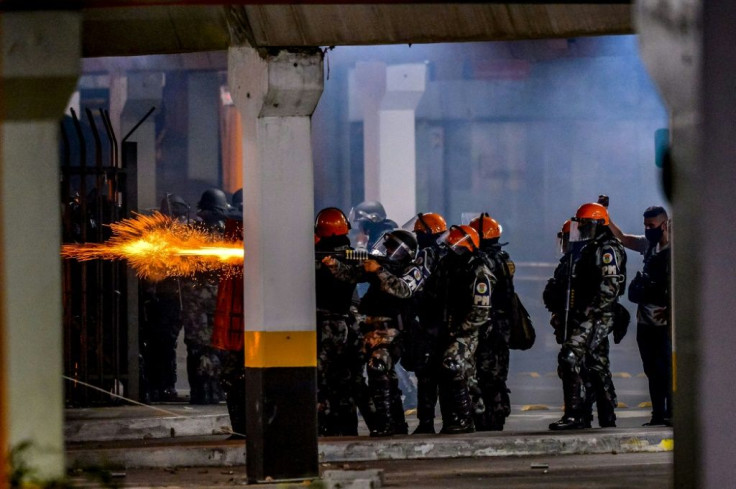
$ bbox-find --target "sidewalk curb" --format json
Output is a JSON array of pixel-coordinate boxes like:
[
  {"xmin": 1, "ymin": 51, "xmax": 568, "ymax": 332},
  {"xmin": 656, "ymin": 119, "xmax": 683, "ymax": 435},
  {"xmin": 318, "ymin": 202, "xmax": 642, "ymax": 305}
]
[{"xmin": 66, "ymin": 428, "xmax": 673, "ymax": 469}]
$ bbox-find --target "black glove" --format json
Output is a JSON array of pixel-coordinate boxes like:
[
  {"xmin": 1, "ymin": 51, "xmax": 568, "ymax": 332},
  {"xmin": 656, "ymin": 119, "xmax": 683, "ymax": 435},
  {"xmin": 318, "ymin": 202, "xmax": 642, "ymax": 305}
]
[{"xmin": 550, "ymin": 313, "xmax": 564, "ymax": 345}]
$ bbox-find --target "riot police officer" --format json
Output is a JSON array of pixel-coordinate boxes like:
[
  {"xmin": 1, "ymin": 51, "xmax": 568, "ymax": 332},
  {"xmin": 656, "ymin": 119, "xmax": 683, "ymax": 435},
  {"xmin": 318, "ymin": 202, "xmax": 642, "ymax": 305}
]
[
  {"xmin": 548, "ymin": 203, "xmax": 627, "ymax": 430},
  {"xmin": 314, "ymin": 207, "xmax": 371, "ymax": 436},
  {"xmin": 423, "ymin": 225, "xmax": 494, "ymax": 434},
  {"xmin": 323, "ymin": 229, "xmax": 421, "ymax": 437},
  {"xmin": 469, "ymin": 213, "xmax": 515, "ymax": 431},
  {"xmin": 141, "ymin": 194, "xmax": 190, "ymax": 402},
  {"xmin": 402, "ymin": 212, "xmax": 448, "ymax": 434},
  {"xmin": 180, "ymin": 188, "xmax": 230, "ymax": 404}
]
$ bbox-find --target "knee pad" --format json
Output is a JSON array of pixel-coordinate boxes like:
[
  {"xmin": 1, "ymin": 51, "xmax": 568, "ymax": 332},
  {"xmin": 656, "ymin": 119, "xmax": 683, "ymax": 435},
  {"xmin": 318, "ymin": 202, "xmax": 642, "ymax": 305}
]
[
  {"xmin": 367, "ymin": 354, "xmax": 389, "ymax": 377},
  {"xmin": 441, "ymin": 356, "xmax": 464, "ymax": 381},
  {"xmin": 558, "ymin": 348, "xmax": 579, "ymax": 375}
]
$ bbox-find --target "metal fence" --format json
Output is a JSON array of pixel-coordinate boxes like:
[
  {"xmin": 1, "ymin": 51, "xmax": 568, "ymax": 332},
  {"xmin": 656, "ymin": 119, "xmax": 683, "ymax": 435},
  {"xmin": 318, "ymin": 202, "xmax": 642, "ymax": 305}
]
[{"xmin": 60, "ymin": 106, "xmax": 151, "ymax": 406}]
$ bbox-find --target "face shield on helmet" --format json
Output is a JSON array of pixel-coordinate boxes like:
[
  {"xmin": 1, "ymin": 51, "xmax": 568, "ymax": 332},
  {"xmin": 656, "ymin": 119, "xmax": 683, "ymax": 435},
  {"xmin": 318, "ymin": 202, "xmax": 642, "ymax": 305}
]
[
  {"xmin": 570, "ymin": 202, "xmax": 609, "ymax": 243},
  {"xmin": 438, "ymin": 225, "xmax": 480, "ymax": 255},
  {"xmin": 568, "ymin": 219, "xmax": 600, "ymax": 243},
  {"xmin": 371, "ymin": 229, "xmax": 418, "ymax": 262},
  {"xmin": 402, "ymin": 212, "xmax": 447, "ymax": 248},
  {"xmin": 556, "ymin": 219, "xmax": 571, "ymax": 254}
]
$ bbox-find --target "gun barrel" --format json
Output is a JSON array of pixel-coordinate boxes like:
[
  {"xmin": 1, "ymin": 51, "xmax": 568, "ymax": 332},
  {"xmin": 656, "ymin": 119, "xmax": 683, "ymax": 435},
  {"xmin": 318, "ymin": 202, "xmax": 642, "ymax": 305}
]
[{"xmin": 315, "ymin": 249, "xmax": 384, "ymax": 262}]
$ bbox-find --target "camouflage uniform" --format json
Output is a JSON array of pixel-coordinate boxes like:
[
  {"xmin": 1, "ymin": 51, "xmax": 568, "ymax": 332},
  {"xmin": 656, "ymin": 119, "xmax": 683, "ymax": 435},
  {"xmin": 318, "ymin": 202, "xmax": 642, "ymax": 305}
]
[
  {"xmin": 543, "ymin": 252, "xmax": 600, "ymax": 428},
  {"xmin": 181, "ymin": 272, "xmax": 223, "ymax": 404},
  {"xmin": 475, "ymin": 244, "xmax": 514, "ymax": 431},
  {"xmin": 423, "ymin": 252, "xmax": 494, "ymax": 434},
  {"xmin": 550, "ymin": 227, "xmax": 626, "ymax": 429},
  {"xmin": 315, "ymin": 237, "xmax": 370, "ymax": 436},
  {"xmin": 327, "ymin": 256, "xmax": 424, "ymax": 437}
]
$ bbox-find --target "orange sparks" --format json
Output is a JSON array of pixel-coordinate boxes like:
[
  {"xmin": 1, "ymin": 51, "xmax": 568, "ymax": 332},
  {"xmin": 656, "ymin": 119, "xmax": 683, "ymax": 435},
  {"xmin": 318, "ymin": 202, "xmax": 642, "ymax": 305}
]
[{"xmin": 61, "ymin": 212, "xmax": 244, "ymax": 281}]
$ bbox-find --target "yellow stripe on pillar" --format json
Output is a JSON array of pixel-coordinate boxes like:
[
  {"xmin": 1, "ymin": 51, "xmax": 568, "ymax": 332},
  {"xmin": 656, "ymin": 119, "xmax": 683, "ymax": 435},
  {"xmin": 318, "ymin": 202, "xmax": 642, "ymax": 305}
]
[{"xmin": 245, "ymin": 330, "xmax": 317, "ymax": 368}]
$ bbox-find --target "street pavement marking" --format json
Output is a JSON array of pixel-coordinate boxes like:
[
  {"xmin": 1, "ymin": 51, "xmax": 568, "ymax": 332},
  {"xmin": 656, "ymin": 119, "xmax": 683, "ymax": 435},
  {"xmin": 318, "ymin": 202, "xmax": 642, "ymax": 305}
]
[
  {"xmin": 518, "ymin": 372, "xmax": 541, "ymax": 378},
  {"xmin": 659, "ymin": 439, "xmax": 674, "ymax": 451},
  {"xmin": 638, "ymin": 401, "xmax": 653, "ymax": 408},
  {"xmin": 613, "ymin": 372, "xmax": 632, "ymax": 378},
  {"xmin": 521, "ymin": 404, "xmax": 549, "ymax": 411}
]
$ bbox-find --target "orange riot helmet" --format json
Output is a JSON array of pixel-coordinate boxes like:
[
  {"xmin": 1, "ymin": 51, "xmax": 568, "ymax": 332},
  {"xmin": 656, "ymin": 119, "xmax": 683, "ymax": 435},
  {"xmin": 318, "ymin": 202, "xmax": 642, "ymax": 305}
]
[
  {"xmin": 413, "ymin": 212, "xmax": 448, "ymax": 235},
  {"xmin": 315, "ymin": 207, "xmax": 351, "ymax": 238},
  {"xmin": 468, "ymin": 213, "xmax": 502, "ymax": 241},
  {"xmin": 571, "ymin": 202, "xmax": 609, "ymax": 243},
  {"xmin": 574, "ymin": 202, "xmax": 609, "ymax": 225},
  {"xmin": 442, "ymin": 225, "xmax": 480, "ymax": 255}
]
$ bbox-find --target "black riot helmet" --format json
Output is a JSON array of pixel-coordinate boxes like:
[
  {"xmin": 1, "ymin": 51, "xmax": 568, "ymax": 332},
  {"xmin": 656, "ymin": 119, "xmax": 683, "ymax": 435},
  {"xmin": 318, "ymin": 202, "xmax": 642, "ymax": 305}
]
[
  {"xmin": 197, "ymin": 188, "xmax": 230, "ymax": 214},
  {"xmin": 372, "ymin": 229, "xmax": 418, "ymax": 263},
  {"xmin": 348, "ymin": 200, "xmax": 387, "ymax": 228},
  {"xmin": 160, "ymin": 193, "xmax": 190, "ymax": 220}
]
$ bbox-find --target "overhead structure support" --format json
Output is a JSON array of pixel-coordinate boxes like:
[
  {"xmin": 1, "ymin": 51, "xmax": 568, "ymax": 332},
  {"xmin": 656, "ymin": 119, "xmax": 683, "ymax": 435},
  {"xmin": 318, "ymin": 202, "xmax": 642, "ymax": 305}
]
[
  {"xmin": 228, "ymin": 45, "xmax": 323, "ymax": 484},
  {"xmin": 354, "ymin": 62, "xmax": 426, "ymax": 224},
  {"xmin": 0, "ymin": 10, "xmax": 81, "ymax": 481}
]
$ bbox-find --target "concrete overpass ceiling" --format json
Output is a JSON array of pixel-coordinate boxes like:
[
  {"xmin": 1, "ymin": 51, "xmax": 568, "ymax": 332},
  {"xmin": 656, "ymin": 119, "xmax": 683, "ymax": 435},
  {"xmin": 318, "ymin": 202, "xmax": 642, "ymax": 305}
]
[
  {"xmin": 81, "ymin": 4, "xmax": 633, "ymax": 58},
  {"xmin": 239, "ymin": 4, "xmax": 633, "ymax": 47},
  {"xmin": 82, "ymin": 6, "xmax": 230, "ymax": 57}
]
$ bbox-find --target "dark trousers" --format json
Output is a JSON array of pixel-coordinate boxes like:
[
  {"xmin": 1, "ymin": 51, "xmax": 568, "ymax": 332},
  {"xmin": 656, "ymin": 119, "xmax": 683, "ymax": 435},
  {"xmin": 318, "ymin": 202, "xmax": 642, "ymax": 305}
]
[{"xmin": 636, "ymin": 323, "xmax": 673, "ymax": 420}]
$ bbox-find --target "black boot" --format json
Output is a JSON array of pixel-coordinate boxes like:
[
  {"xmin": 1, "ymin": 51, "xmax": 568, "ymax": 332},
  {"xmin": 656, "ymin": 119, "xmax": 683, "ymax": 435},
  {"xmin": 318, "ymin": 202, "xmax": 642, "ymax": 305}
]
[
  {"xmin": 549, "ymin": 416, "xmax": 587, "ymax": 430},
  {"xmin": 550, "ymin": 375, "xmax": 586, "ymax": 431},
  {"xmin": 369, "ymin": 379, "xmax": 394, "ymax": 437},
  {"xmin": 586, "ymin": 373, "xmax": 617, "ymax": 427},
  {"xmin": 413, "ymin": 375, "xmax": 438, "ymax": 434},
  {"xmin": 390, "ymin": 379, "xmax": 408, "ymax": 435},
  {"xmin": 440, "ymin": 380, "xmax": 475, "ymax": 435},
  {"xmin": 413, "ymin": 420, "xmax": 436, "ymax": 434}
]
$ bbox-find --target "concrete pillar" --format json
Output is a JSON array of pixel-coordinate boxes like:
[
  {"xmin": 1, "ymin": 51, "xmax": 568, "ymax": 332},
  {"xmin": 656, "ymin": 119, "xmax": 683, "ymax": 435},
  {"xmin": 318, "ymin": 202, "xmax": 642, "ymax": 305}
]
[
  {"xmin": 354, "ymin": 62, "xmax": 426, "ymax": 224},
  {"xmin": 187, "ymin": 71, "xmax": 221, "ymax": 186},
  {"xmin": 228, "ymin": 46, "xmax": 323, "ymax": 484},
  {"xmin": 637, "ymin": 1, "xmax": 735, "ymax": 488},
  {"xmin": 120, "ymin": 72, "xmax": 163, "ymax": 211},
  {"xmin": 0, "ymin": 10, "xmax": 80, "ymax": 480}
]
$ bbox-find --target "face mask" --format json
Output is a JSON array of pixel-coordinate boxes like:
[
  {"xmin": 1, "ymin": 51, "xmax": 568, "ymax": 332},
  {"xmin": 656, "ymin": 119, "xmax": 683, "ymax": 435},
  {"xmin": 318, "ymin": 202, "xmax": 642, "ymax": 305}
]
[
  {"xmin": 645, "ymin": 224, "xmax": 663, "ymax": 244},
  {"xmin": 417, "ymin": 233, "xmax": 435, "ymax": 249}
]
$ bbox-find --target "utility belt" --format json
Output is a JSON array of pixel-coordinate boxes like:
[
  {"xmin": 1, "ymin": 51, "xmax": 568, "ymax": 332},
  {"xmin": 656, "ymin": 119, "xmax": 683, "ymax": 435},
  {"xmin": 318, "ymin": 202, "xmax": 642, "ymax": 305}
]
[
  {"xmin": 316, "ymin": 308, "xmax": 351, "ymax": 319},
  {"xmin": 364, "ymin": 316, "xmax": 394, "ymax": 325}
]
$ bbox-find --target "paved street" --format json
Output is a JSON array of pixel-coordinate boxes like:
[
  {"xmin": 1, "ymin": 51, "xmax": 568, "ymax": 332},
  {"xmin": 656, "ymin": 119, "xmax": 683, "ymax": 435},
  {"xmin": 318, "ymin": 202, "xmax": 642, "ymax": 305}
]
[{"xmin": 71, "ymin": 452, "xmax": 672, "ymax": 488}]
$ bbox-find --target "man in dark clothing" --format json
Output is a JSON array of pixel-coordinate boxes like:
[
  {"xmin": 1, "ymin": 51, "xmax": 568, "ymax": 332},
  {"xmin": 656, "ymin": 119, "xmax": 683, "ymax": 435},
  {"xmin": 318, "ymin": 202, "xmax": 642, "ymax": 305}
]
[
  {"xmin": 180, "ymin": 188, "xmax": 230, "ymax": 404},
  {"xmin": 549, "ymin": 202, "xmax": 627, "ymax": 430},
  {"xmin": 314, "ymin": 207, "xmax": 372, "ymax": 436},
  {"xmin": 422, "ymin": 225, "xmax": 494, "ymax": 434},
  {"xmin": 469, "ymin": 213, "xmax": 515, "ymax": 431},
  {"xmin": 609, "ymin": 205, "xmax": 672, "ymax": 426},
  {"xmin": 347, "ymin": 200, "xmax": 398, "ymax": 250},
  {"xmin": 323, "ymin": 229, "xmax": 421, "ymax": 437},
  {"xmin": 402, "ymin": 212, "xmax": 448, "ymax": 434}
]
